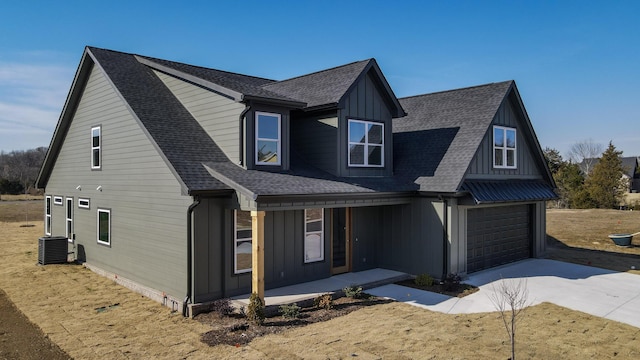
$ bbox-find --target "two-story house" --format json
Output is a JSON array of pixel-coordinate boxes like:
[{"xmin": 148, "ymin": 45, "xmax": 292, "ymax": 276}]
[{"xmin": 37, "ymin": 47, "xmax": 556, "ymax": 316}]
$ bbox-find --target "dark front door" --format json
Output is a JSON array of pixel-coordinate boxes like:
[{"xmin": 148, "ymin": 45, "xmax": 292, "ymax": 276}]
[{"xmin": 331, "ymin": 208, "xmax": 350, "ymax": 274}]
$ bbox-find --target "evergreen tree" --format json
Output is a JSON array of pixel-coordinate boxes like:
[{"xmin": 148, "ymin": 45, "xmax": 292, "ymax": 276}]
[
  {"xmin": 584, "ymin": 142, "xmax": 625, "ymax": 209},
  {"xmin": 554, "ymin": 161, "xmax": 588, "ymax": 208}
]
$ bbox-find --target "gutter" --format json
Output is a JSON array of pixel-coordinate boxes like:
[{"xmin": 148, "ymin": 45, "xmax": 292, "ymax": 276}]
[
  {"xmin": 238, "ymin": 103, "xmax": 251, "ymax": 166},
  {"xmin": 439, "ymin": 196, "xmax": 449, "ymax": 279},
  {"xmin": 183, "ymin": 197, "xmax": 201, "ymax": 317}
]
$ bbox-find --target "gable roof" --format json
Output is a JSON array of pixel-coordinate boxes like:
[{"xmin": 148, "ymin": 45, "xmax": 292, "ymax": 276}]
[{"xmin": 395, "ymin": 81, "xmax": 514, "ymax": 193}]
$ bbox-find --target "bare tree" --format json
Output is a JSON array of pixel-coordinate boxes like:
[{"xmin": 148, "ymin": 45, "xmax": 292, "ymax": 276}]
[
  {"xmin": 489, "ymin": 279, "xmax": 531, "ymax": 360},
  {"xmin": 568, "ymin": 139, "xmax": 603, "ymax": 175}
]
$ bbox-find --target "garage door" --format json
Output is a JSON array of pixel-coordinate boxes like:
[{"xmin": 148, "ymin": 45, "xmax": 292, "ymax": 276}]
[{"xmin": 467, "ymin": 205, "xmax": 531, "ymax": 273}]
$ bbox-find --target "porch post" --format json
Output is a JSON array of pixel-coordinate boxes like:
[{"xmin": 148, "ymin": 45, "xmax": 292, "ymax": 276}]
[{"xmin": 251, "ymin": 210, "xmax": 265, "ymax": 302}]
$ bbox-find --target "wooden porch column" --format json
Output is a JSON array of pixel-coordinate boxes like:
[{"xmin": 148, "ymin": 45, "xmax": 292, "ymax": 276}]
[{"xmin": 251, "ymin": 210, "xmax": 265, "ymax": 302}]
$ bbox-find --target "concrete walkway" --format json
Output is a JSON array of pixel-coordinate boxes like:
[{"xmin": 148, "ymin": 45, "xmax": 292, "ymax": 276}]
[{"xmin": 367, "ymin": 259, "xmax": 640, "ymax": 328}]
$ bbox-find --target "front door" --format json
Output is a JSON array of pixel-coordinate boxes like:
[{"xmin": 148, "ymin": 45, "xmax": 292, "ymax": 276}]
[{"xmin": 331, "ymin": 208, "xmax": 350, "ymax": 274}]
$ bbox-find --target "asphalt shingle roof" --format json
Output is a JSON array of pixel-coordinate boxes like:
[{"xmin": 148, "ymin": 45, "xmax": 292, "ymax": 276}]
[{"xmin": 395, "ymin": 81, "xmax": 514, "ymax": 193}]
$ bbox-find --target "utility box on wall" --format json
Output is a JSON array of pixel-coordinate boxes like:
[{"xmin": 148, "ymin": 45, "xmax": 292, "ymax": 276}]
[{"xmin": 38, "ymin": 236, "xmax": 68, "ymax": 265}]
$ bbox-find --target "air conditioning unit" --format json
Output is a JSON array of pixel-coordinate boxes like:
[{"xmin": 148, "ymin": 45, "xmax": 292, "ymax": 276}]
[{"xmin": 38, "ymin": 236, "xmax": 69, "ymax": 265}]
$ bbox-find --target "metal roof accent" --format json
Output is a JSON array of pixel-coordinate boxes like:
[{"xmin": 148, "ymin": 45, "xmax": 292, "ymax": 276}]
[{"xmin": 461, "ymin": 180, "xmax": 558, "ymax": 204}]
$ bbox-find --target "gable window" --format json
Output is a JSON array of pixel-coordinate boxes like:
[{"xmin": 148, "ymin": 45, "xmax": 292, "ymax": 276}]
[
  {"xmin": 91, "ymin": 126, "xmax": 101, "ymax": 169},
  {"xmin": 234, "ymin": 210, "xmax": 252, "ymax": 274},
  {"xmin": 255, "ymin": 112, "xmax": 281, "ymax": 165},
  {"xmin": 304, "ymin": 209, "xmax": 324, "ymax": 263},
  {"xmin": 66, "ymin": 197, "xmax": 73, "ymax": 243},
  {"xmin": 348, "ymin": 119, "xmax": 384, "ymax": 167},
  {"xmin": 493, "ymin": 126, "xmax": 517, "ymax": 169},
  {"xmin": 97, "ymin": 208, "xmax": 111, "ymax": 246},
  {"xmin": 45, "ymin": 195, "xmax": 52, "ymax": 235}
]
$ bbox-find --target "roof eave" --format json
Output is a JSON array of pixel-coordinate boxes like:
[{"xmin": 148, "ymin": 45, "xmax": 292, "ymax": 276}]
[{"xmin": 242, "ymin": 94, "xmax": 306, "ymax": 109}]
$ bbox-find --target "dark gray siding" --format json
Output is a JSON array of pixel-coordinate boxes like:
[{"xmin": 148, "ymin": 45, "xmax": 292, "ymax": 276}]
[
  {"xmin": 45, "ymin": 64, "xmax": 193, "ymax": 300},
  {"xmin": 193, "ymin": 204, "xmax": 331, "ymax": 301},
  {"xmin": 154, "ymin": 70, "xmax": 245, "ymax": 163},
  {"xmin": 466, "ymin": 97, "xmax": 543, "ymax": 179},
  {"xmin": 291, "ymin": 112, "xmax": 338, "ymax": 175},
  {"xmin": 244, "ymin": 104, "xmax": 291, "ymax": 171},
  {"xmin": 337, "ymin": 72, "xmax": 394, "ymax": 177}
]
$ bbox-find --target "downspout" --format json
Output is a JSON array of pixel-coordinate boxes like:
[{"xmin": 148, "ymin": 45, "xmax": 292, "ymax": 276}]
[
  {"xmin": 238, "ymin": 103, "xmax": 251, "ymax": 166},
  {"xmin": 183, "ymin": 197, "xmax": 201, "ymax": 317},
  {"xmin": 440, "ymin": 197, "xmax": 449, "ymax": 279}
]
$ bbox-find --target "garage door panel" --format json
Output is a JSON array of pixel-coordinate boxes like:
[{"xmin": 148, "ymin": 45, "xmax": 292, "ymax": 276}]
[{"xmin": 467, "ymin": 205, "xmax": 531, "ymax": 273}]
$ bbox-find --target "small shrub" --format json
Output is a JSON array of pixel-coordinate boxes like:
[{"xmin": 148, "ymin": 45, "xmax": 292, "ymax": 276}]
[
  {"xmin": 246, "ymin": 293, "xmax": 265, "ymax": 325},
  {"xmin": 414, "ymin": 273, "xmax": 434, "ymax": 287},
  {"xmin": 279, "ymin": 303, "xmax": 301, "ymax": 319},
  {"xmin": 209, "ymin": 298, "xmax": 234, "ymax": 317},
  {"xmin": 313, "ymin": 293, "xmax": 333, "ymax": 310},
  {"xmin": 442, "ymin": 273, "xmax": 462, "ymax": 292},
  {"xmin": 343, "ymin": 285, "xmax": 364, "ymax": 299}
]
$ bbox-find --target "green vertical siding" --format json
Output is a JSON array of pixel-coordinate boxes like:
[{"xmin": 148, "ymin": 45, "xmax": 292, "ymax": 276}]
[{"xmin": 45, "ymin": 64, "xmax": 193, "ymax": 300}]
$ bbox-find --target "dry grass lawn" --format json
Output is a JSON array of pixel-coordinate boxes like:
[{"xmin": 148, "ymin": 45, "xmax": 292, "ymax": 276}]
[{"xmin": 0, "ymin": 204, "xmax": 639, "ymax": 358}]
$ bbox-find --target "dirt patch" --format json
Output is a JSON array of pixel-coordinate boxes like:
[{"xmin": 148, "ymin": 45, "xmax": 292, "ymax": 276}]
[
  {"xmin": 0, "ymin": 199, "xmax": 42, "ymax": 223},
  {"xmin": 0, "ymin": 289, "xmax": 70, "ymax": 360},
  {"xmin": 395, "ymin": 279, "xmax": 479, "ymax": 297},
  {"xmin": 197, "ymin": 296, "xmax": 391, "ymax": 347}
]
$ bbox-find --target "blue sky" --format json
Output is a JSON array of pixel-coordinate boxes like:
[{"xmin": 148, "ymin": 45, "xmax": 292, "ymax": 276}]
[{"xmin": 1, "ymin": 0, "xmax": 638, "ymax": 159}]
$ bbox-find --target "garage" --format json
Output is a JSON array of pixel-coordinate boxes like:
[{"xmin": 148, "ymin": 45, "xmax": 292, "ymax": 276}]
[{"xmin": 466, "ymin": 204, "xmax": 531, "ymax": 273}]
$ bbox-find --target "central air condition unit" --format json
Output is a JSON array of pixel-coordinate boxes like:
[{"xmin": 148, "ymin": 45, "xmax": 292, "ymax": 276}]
[{"xmin": 38, "ymin": 236, "xmax": 69, "ymax": 265}]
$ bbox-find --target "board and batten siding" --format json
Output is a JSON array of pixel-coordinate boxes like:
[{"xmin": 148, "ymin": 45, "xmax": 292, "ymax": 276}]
[
  {"xmin": 45, "ymin": 63, "xmax": 193, "ymax": 300},
  {"xmin": 154, "ymin": 70, "xmax": 245, "ymax": 163},
  {"xmin": 466, "ymin": 97, "xmax": 543, "ymax": 179},
  {"xmin": 337, "ymin": 72, "xmax": 394, "ymax": 177},
  {"xmin": 193, "ymin": 203, "xmax": 331, "ymax": 301},
  {"xmin": 291, "ymin": 113, "xmax": 339, "ymax": 175}
]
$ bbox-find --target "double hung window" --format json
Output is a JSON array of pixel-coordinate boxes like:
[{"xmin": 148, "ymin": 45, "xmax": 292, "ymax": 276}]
[
  {"xmin": 348, "ymin": 119, "xmax": 384, "ymax": 167},
  {"xmin": 45, "ymin": 196, "xmax": 51, "ymax": 235},
  {"xmin": 234, "ymin": 210, "xmax": 252, "ymax": 274},
  {"xmin": 493, "ymin": 126, "xmax": 517, "ymax": 169},
  {"xmin": 91, "ymin": 126, "xmax": 101, "ymax": 169},
  {"xmin": 255, "ymin": 112, "xmax": 281, "ymax": 165}
]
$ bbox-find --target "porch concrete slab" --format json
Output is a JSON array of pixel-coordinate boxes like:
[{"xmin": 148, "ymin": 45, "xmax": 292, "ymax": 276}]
[
  {"xmin": 368, "ymin": 259, "xmax": 640, "ymax": 329},
  {"xmin": 232, "ymin": 268, "xmax": 408, "ymax": 307}
]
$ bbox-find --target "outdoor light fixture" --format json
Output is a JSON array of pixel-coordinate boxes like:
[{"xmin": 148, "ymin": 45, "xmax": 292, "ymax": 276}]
[
  {"xmin": 75, "ymin": 185, "xmax": 82, "ymax": 190},
  {"xmin": 96, "ymin": 185, "xmax": 102, "ymax": 191}
]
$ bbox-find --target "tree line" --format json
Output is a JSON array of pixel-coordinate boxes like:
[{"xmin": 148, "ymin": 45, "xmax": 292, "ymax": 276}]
[
  {"xmin": 0, "ymin": 147, "xmax": 47, "ymax": 195},
  {"xmin": 545, "ymin": 140, "xmax": 629, "ymax": 209}
]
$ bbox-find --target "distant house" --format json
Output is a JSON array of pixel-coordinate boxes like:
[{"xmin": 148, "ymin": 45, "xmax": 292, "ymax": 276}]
[
  {"xmin": 37, "ymin": 47, "xmax": 556, "ymax": 315},
  {"xmin": 580, "ymin": 156, "xmax": 640, "ymax": 192}
]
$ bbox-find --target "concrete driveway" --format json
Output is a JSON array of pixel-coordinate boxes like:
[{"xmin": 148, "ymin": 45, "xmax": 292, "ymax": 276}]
[{"xmin": 368, "ymin": 259, "xmax": 640, "ymax": 328}]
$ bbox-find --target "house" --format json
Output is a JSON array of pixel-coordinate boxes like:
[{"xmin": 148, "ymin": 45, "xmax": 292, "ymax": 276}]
[
  {"xmin": 580, "ymin": 156, "xmax": 640, "ymax": 192},
  {"xmin": 37, "ymin": 47, "xmax": 556, "ymax": 316}
]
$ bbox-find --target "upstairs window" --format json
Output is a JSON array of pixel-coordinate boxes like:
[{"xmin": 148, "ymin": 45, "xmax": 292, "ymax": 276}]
[
  {"xmin": 348, "ymin": 119, "xmax": 384, "ymax": 167},
  {"xmin": 304, "ymin": 209, "xmax": 324, "ymax": 263},
  {"xmin": 234, "ymin": 210, "xmax": 252, "ymax": 274},
  {"xmin": 493, "ymin": 126, "xmax": 517, "ymax": 169},
  {"xmin": 91, "ymin": 126, "xmax": 101, "ymax": 169},
  {"xmin": 255, "ymin": 112, "xmax": 281, "ymax": 165}
]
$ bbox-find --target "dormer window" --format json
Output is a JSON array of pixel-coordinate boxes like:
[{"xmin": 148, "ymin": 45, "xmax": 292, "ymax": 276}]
[
  {"xmin": 255, "ymin": 112, "xmax": 281, "ymax": 166},
  {"xmin": 348, "ymin": 119, "xmax": 384, "ymax": 167},
  {"xmin": 493, "ymin": 126, "xmax": 517, "ymax": 169}
]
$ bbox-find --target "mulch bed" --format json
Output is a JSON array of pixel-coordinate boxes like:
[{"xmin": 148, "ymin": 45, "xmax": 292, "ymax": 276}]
[
  {"xmin": 196, "ymin": 295, "xmax": 392, "ymax": 347},
  {"xmin": 394, "ymin": 279, "xmax": 479, "ymax": 298}
]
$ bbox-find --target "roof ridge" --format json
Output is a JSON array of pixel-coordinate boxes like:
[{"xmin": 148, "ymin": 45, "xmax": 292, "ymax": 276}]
[
  {"xmin": 399, "ymin": 80, "xmax": 513, "ymax": 100},
  {"xmin": 267, "ymin": 58, "xmax": 373, "ymax": 85}
]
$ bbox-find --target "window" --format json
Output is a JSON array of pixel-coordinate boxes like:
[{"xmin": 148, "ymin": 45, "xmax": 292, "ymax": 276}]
[
  {"xmin": 255, "ymin": 112, "xmax": 281, "ymax": 165},
  {"xmin": 348, "ymin": 119, "xmax": 384, "ymax": 167},
  {"xmin": 91, "ymin": 126, "xmax": 101, "ymax": 169},
  {"xmin": 45, "ymin": 196, "xmax": 51, "ymax": 235},
  {"xmin": 78, "ymin": 198, "xmax": 90, "ymax": 209},
  {"xmin": 97, "ymin": 209, "xmax": 110, "ymax": 246},
  {"xmin": 234, "ymin": 210, "xmax": 252, "ymax": 274},
  {"xmin": 304, "ymin": 209, "xmax": 324, "ymax": 263},
  {"xmin": 493, "ymin": 126, "xmax": 517, "ymax": 169},
  {"xmin": 66, "ymin": 198, "xmax": 73, "ymax": 243},
  {"xmin": 53, "ymin": 196, "xmax": 63, "ymax": 206}
]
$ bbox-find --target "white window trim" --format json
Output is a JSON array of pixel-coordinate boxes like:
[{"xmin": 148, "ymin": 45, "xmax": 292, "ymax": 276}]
[
  {"xmin": 78, "ymin": 198, "xmax": 90, "ymax": 209},
  {"xmin": 45, "ymin": 195, "xmax": 52, "ymax": 236},
  {"xmin": 348, "ymin": 119, "xmax": 385, "ymax": 167},
  {"xmin": 91, "ymin": 126, "xmax": 101, "ymax": 169},
  {"xmin": 66, "ymin": 197, "xmax": 73, "ymax": 243},
  {"xmin": 234, "ymin": 210, "xmax": 252, "ymax": 274},
  {"xmin": 97, "ymin": 208, "xmax": 111, "ymax": 246},
  {"xmin": 493, "ymin": 125, "xmax": 517, "ymax": 169},
  {"xmin": 255, "ymin": 111, "xmax": 282, "ymax": 166},
  {"xmin": 53, "ymin": 196, "xmax": 63, "ymax": 206},
  {"xmin": 304, "ymin": 209, "xmax": 324, "ymax": 263}
]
